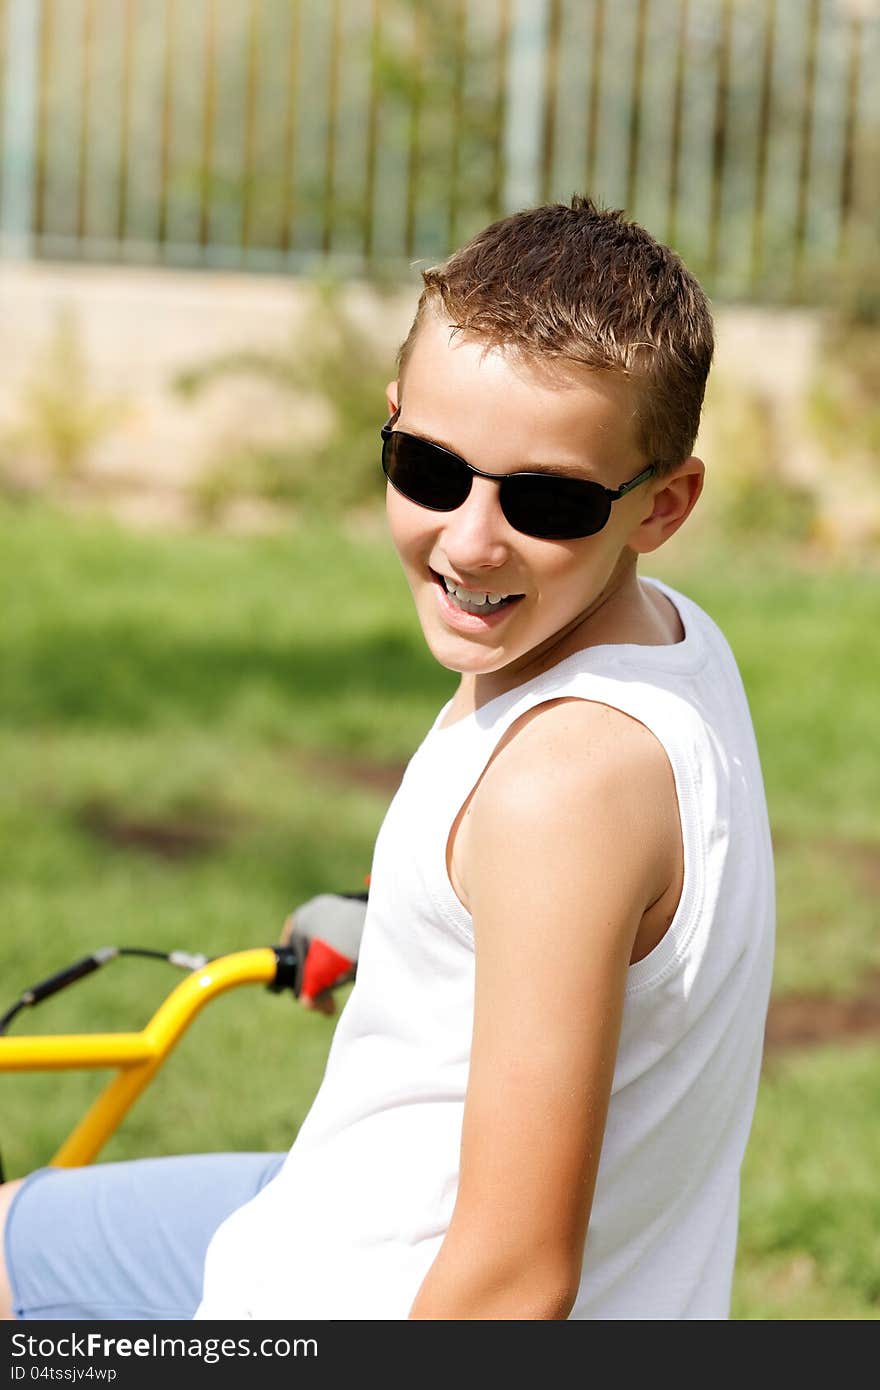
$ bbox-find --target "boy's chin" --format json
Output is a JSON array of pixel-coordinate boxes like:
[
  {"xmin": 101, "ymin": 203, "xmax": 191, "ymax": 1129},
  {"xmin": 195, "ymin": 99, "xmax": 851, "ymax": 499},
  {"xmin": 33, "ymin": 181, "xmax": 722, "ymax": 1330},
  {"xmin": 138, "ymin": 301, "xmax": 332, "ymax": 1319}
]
[{"xmin": 420, "ymin": 631, "xmax": 510, "ymax": 678}]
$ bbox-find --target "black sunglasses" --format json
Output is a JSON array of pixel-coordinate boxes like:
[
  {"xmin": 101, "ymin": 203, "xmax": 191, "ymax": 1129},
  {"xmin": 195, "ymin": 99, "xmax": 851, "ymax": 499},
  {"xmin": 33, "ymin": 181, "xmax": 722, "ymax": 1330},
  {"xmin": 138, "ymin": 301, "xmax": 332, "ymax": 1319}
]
[{"xmin": 380, "ymin": 410, "xmax": 656, "ymax": 541}]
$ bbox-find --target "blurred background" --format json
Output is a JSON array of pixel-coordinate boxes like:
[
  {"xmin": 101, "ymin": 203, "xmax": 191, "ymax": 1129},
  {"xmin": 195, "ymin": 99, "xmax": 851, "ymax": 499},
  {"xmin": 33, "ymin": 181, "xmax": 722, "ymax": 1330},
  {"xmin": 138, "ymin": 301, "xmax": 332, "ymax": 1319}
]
[{"xmin": 0, "ymin": 0, "xmax": 877, "ymax": 1319}]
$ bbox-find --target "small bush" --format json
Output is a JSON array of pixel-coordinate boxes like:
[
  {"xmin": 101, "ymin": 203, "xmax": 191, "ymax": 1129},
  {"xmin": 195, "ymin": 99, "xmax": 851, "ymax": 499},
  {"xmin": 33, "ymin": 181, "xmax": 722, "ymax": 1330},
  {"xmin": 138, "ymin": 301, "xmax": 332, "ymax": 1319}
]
[
  {"xmin": 701, "ymin": 379, "xmax": 819, "ymax": 546},
  {"xmin": 807, "ymin": 320, "xmax": 880, "ymax": 462},
  {"xmin": 15, "ymin": 309, "xmax": 128, "ymax": 481},
  {"xmin": 176, "ymin": 275, "xmax": 394, "ymax": 521}
]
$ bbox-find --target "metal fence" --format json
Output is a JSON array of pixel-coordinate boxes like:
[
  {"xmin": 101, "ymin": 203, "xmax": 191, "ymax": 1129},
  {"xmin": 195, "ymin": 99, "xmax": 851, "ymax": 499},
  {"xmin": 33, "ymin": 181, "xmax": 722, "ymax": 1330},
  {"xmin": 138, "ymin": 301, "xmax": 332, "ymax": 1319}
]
[{"xmin": 0, "ymin": 0, "xmax": 877, "ymax": 302}]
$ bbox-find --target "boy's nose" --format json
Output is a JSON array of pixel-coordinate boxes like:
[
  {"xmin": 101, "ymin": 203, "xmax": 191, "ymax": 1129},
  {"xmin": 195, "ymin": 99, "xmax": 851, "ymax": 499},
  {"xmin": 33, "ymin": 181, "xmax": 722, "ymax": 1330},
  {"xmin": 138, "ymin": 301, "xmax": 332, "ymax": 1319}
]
[{"xmin": 439, "ymin": 476, "xmax": 512, "ymax": 573}]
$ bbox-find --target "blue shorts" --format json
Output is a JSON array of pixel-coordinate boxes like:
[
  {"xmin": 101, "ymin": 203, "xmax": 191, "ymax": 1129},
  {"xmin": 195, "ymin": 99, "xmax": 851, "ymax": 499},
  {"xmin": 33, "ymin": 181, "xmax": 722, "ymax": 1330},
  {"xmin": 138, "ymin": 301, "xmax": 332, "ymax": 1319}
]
[{"xmin": 4, "ymin": 1153, "xmax": 285, "ymax": 1320}]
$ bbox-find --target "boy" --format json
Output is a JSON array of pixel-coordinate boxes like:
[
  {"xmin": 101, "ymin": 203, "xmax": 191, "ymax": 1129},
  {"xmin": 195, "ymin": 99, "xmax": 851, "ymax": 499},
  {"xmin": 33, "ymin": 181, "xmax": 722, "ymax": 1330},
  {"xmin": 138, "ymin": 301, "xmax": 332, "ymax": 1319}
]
[{"xmin": 1, "ymin": 196, "xmax": 775, "ymax": 1320}]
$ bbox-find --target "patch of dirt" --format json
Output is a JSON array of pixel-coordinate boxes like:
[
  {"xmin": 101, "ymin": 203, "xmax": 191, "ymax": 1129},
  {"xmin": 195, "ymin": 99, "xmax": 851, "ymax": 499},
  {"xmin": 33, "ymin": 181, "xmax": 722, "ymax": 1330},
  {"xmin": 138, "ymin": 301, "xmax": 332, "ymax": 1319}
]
[
  {"xmin": 765, "ymin": 976, "xmax": 880, "ymax": 1056},
  {"xmin": 298, "ymin": 751, "xmax": 407, "ymax": 797},
  {"xmin": 839, "ymin": 841, "xmax": 880, "ymax": 896},
  {"xmin": 770, "ymin": 829, "xmax": 880, "ymax": 897},
  {"xmin": 763, "ymin": 830, "xmax": 880, "ymax": 1055},
  {"xmin": 78, "ymin": 801, "xmax": 237, "ymax": 859}
]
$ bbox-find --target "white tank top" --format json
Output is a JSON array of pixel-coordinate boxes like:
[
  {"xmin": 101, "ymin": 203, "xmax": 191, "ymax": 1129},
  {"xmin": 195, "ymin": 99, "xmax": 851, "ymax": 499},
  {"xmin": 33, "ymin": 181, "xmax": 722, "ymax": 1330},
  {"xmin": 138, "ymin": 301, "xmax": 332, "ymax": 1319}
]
[{"xmin": 196, "ymin": 578, "xmax": 775, "ymax": 1320}]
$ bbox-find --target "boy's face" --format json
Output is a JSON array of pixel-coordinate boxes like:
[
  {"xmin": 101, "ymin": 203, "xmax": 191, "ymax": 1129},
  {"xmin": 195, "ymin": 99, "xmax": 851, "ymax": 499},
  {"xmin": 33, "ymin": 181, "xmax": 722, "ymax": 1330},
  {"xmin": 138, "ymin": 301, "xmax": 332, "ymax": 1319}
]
[{"xmin": 385, "ymin": 310, "xmax": 677, "ymax": 690}]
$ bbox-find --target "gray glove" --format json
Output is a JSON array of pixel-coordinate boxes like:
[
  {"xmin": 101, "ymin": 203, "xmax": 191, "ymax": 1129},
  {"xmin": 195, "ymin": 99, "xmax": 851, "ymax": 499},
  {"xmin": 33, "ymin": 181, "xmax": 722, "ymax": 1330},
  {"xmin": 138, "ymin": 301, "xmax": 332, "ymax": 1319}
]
[{"xmin": 281, "ymin": 892, "xmax": 367, "ymax": 1007}]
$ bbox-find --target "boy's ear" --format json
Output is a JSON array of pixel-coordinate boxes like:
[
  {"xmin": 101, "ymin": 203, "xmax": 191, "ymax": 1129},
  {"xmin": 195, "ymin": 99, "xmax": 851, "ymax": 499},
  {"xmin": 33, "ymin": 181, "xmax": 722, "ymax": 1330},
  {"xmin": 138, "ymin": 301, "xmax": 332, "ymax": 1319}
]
[
  {"xmin": 627, "ymin": 457, "xmax": 705, "ymax": 555},
  {"xmin": 385, "ymin": 380, "xmax": 399, "ymax": 415}
]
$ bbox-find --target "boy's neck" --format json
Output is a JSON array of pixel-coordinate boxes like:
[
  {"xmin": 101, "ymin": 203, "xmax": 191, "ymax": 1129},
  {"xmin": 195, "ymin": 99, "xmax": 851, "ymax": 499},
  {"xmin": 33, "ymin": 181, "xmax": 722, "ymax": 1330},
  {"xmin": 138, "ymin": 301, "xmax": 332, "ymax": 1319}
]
[{"xmin": 450, "ymin": 564, "xmax": 684, "ymax": 721}]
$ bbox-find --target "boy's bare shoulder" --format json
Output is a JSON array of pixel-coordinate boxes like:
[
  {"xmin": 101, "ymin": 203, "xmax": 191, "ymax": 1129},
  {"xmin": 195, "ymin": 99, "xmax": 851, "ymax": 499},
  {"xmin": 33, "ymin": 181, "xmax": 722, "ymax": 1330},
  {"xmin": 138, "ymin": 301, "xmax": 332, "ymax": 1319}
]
[
  {"xmin": 455, "ymin": 696, "xmax": 680, "ymax": 922},
  {"xmin": 484, "ymin": 695, "xmax": 675, "ymax": 809}
]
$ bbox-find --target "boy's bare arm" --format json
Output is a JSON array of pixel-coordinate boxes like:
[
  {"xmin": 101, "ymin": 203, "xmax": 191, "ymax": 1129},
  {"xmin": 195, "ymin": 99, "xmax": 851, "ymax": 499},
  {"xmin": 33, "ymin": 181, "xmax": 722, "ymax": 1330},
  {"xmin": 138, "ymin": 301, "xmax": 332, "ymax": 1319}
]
[{"xmin": 408, "ymin": 699, "xmax": 680, "ymax": 1320}]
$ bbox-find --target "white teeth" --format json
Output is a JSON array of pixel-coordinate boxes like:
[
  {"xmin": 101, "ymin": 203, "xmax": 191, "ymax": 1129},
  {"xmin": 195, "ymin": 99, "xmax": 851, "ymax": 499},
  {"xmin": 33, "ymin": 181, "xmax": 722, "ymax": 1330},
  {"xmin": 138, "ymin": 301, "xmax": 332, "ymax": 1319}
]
[
  {"xmin": 441, "ymin": 576, "xmax": 509, "ymax": 607},
  {"xmin": 436, "ymin": 573, "xmax": 522, "ymax": 618}
]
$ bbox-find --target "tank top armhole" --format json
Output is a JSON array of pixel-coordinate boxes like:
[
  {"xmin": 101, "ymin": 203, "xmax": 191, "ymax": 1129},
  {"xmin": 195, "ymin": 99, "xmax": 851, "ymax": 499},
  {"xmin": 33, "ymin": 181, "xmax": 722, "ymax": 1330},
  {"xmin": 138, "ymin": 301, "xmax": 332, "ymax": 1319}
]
[{"xmin": 621, "ymin": 712, "xmax": 708, "ymax": 994}]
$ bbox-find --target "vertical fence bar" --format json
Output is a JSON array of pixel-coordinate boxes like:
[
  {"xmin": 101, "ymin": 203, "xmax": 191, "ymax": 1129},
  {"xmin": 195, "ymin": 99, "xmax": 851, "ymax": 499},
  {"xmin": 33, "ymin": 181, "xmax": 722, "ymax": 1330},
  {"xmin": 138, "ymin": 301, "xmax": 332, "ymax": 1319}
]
[
  {"xmin": 279, "ymin": 0, "xmax": 300, "ymax": 256},
  {"xmin": 116, "ymin": 0, "xmax": 135, "ymax": 248},
  {"xmin": 157, "ymin": 0, "xmax": 174, "ymax": 251},
  {"xmin": 405, "ymin": 5, "xmax": 425, "ymax": 260},
  {"xmin": 749, "ymin": 0, "xmax": 775, "ymax": 290},
  {"xmin": 504, "ymin": 0, "xmax": 548, "ymax": 211},
  {"xmin": 241, "ymin": 0, "xmax": 260, "ymax": 258},
  {"xmin": 793, "ymin": 0, "xmax": 821, "ymax": 292},
  {"xmin": 838, "ymin": 8, "xmax": 863, "ymax": 257},
  {"xmin": 33, "ymin": 0, "xmax": 51, "ymax": 245},
  {"xmin": 707, "ymin": 0, "xmax": 733, "ymax": 278},
  {"xmin": 363, "ymin": 0, "xmax": 382, "ymax": 262},
  {"xmin": 666, "ymin": 0, "xmax": 688, "ymax": 247},
  {"xmin": 626, "ymin": 0, "xmax": 649, "ymax": 214},
  {"xmin": 489, "ymin": 0, "xmax": 511, "ymax": 220},
  {"xmin": 321, "ymin": 0, "xmax": 341, "ymax": 257},
  {"xmin": 76, "ymin": 0, "xmax": 94, "ymax": 243},
  {"xmin": 199, "ymin": 0, "xmax": 216, "ymax": 252},
  {"xmin": 1, "ymin": 0, "xmax": 41, "ymax": 256},
  {"xmin": 585, "ymin": 0, "xmax": 604, "ymax": 196},
  {"xmin": 447, "ymin": 0, "xmax": 466, "ymax": 250},
  {"xmin": 540, "ymin": 0, "xmax": 562, "ymax": 204}
]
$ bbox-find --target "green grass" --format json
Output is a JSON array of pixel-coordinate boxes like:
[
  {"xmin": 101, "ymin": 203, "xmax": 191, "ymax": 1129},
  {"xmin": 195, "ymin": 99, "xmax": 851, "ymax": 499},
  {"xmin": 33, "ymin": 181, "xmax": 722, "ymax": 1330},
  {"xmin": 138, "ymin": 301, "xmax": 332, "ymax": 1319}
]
[
  {"xmin": 1, "ymin": 496, "xmax": 878, "ymax": 1318},
  {"xmin": 733, "ymin": 1043, "xmax": 880, "ymax": 1319}
]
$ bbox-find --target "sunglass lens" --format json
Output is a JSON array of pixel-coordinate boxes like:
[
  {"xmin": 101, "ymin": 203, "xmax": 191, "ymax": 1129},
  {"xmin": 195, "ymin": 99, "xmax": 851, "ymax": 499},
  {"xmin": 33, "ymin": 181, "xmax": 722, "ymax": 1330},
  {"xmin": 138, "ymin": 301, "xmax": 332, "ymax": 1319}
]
[
  {"xmin": 502, "ymin": 475, "xmax": 609, "ymax": 540},
  {"xmin": 383, "ymin": 434, "xmax": 470, "ymax": 511}
]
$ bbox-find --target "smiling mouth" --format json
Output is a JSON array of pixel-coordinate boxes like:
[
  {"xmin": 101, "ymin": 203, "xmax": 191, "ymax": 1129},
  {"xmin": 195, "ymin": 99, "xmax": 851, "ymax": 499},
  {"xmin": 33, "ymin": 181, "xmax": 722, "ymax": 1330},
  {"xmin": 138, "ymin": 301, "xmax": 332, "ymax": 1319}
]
[{"xmin": 431, "ymin": 570, "xmax": 524, "ymax": 616}]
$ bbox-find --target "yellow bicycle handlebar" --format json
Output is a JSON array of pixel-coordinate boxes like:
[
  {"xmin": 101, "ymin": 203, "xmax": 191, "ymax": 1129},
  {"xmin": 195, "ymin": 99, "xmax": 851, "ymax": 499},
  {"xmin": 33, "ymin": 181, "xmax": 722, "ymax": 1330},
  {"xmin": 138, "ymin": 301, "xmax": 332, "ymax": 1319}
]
[{"xmin": 0, "ymin": 948, "xmax": 280, "ymax": 1168}]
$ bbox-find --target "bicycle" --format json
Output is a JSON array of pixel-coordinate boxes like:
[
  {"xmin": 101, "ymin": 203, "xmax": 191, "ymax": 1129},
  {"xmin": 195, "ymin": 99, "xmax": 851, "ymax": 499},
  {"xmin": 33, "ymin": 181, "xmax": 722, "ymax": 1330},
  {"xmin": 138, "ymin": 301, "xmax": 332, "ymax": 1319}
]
[{"xmin": 0, "ymin": 893, "xmax": 366, "ymax": 1177}]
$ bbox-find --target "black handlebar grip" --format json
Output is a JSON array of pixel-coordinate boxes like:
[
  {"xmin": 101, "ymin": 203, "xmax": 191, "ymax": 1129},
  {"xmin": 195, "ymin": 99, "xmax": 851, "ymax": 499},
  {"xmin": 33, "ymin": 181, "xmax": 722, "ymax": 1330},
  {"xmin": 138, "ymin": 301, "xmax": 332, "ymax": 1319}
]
[
  {"xmin": 24, "ymin": 949, "xmax": 115, "ymax": 1006},
  {"xmin": 269, "ymin": 943, "xmax": 305, "ymax": 997}
]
